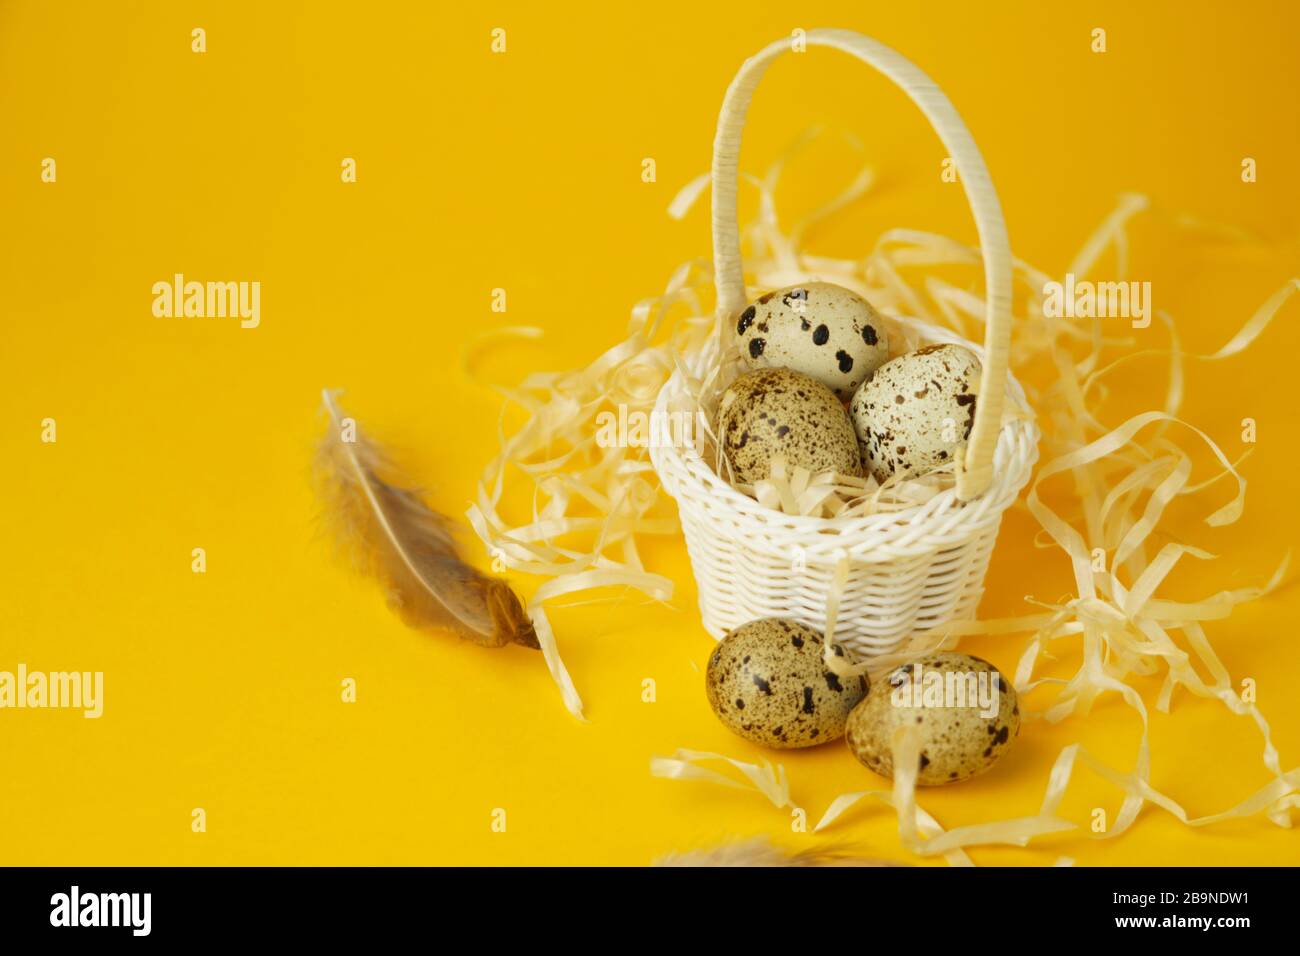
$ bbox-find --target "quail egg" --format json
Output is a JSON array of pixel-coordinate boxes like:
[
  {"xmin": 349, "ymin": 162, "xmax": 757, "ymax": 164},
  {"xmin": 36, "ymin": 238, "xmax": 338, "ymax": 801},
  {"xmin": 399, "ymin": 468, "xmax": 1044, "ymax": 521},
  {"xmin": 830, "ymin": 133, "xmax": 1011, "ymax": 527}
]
[
  {"xmin": 717, "ymin": 368, "xmax": 862, "ymax": 483},
  {"xmin": 849, "ymin": 343, "xmax": 982, "ymax": 482},
  {"xmin": 736, "ymin": 282, "xmax": 890, "ymax": 400},
  {"xmin": 706, "ymin": 619, "xmax": 869, "ymax": 749},
  {"xmin": 845, "ymin": 651, "xmax": 1020, "ymax": 785}
]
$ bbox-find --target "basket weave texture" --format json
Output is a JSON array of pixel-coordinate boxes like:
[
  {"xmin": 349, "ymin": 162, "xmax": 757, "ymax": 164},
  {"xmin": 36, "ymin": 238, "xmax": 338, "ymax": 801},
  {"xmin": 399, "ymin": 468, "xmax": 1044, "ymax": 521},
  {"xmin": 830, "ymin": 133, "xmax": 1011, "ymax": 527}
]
[{"xmin": 651, "ymin": 330, "xmax": 1038, "ymax": 657}]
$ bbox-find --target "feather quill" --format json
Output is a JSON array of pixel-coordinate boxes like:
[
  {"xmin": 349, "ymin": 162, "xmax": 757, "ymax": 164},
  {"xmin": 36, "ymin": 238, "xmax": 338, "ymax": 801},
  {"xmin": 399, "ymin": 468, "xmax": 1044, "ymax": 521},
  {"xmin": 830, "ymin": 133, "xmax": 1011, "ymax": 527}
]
[
  {"xmin": 655, "ymin": 836, "xmax": 900, "ymax": 867},
  {"xmin": 315, "ymin": 389, "xmax": 539, "ymax": 650}
]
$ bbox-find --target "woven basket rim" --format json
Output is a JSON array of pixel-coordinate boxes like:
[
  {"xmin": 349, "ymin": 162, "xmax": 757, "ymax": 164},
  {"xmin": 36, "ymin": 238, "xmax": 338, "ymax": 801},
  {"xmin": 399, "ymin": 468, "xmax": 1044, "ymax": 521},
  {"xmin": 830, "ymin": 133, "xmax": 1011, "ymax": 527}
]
[{"xmin": 650, "ymin": 316, "xmax": 1039, "ymax": 543}]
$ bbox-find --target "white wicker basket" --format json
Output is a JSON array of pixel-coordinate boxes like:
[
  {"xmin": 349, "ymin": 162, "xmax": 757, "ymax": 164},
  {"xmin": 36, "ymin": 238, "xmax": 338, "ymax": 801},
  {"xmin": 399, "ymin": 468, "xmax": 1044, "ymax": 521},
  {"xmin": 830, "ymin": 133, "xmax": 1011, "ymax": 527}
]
[{"xmin": 649, "ymin": 29, "xmax": 1039, "ymax": 660}]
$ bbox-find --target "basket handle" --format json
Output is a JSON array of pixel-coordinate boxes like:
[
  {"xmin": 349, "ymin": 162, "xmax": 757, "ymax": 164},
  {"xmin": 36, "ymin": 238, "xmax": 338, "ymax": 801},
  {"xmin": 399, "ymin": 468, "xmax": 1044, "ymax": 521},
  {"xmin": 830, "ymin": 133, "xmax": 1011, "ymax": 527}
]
[{"xmin": 711, "ymin": 29, "xmax": 1012, "ymax": 501}]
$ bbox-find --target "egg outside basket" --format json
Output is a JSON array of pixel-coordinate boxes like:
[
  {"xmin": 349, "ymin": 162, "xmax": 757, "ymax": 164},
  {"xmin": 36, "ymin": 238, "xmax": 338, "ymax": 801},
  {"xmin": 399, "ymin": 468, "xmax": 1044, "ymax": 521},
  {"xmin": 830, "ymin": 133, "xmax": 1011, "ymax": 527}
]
[{"xmin": 649, "ymin": 29, "xmax": 1040, "ymax": 660}]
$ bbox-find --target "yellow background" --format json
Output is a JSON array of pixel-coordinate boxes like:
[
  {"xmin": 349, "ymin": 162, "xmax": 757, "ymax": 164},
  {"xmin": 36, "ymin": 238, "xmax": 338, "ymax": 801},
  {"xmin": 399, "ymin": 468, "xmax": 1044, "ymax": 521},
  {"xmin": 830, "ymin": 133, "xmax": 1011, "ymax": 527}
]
[{"xmin": 3, "ymin": 0, "xmax": 1299, "ymax": 865}]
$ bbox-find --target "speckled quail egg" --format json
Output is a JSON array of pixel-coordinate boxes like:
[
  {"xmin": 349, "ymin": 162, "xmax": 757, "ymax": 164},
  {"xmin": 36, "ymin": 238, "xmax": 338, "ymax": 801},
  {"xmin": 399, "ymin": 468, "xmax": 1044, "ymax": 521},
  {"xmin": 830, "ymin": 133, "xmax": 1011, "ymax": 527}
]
[
  {"xmin": 849, "ymin": 343, "xmax": 982, "ymax": 482},
  {"xmin": 736, "ymin": 282, "xmax": 891, "ymax": 400},
  {"xmin": 717, "ymin": 368, "xmax": 862, "ymax": 483},
  {"xmin": 706, "ymin": 619, "xmax": 869, "ymax": 749},
  {"xmin": 845, "ymin": 652, "xmax": 1020, "ymax": 785}
]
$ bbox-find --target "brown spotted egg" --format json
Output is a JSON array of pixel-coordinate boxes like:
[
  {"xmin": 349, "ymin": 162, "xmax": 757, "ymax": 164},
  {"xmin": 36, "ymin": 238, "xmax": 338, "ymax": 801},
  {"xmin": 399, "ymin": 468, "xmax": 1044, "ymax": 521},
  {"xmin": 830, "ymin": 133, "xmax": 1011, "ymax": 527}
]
[
  {"xmin": 706, "ymin": 619, "xmax": 869, "ymax": 749},
  {"xmin": 717, "ymin": 368, "xmax": 862, "ymax": 483},
  {"xmin": 737, "ymin": 282, "xmax": 890, "ymax": 400},
  {"xmin": 849, "ymin": 343, "xmax": 982, "ymax": 482},
  {"xmin": 845, "ymin": 652, "xmax": 1020, "ymax": 785}
]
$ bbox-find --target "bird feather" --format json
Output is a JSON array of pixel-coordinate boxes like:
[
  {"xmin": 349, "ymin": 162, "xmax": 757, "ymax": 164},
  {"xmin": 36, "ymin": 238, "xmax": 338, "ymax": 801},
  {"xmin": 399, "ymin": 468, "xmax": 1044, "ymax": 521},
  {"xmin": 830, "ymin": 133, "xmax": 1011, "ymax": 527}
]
[
  {"xmin": 655, "ymin": 837, "xmax": 901, "ymax": 867},
  {"xmin": 315, "ymin": 389, "xmax": 539, "ymax": 650}
]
